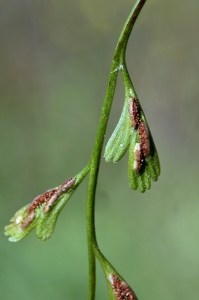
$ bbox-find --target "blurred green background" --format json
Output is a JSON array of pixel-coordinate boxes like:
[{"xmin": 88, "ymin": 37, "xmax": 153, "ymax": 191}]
[{"xmin": 1, "ymin": 0, "xmax": 199, "ymax": 299}]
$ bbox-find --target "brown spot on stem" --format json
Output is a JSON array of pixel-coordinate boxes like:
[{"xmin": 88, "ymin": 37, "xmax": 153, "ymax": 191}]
[
  {"xmin": 43, "ymin": 177, "xmax": 76, "ymax": 213},
  {"xmin": 129, "ymin": 97, "xmax": 140, "ymax": 129},
  {"xmin": 109, "ymin": 274, "xmax": 138, "ymax": 300},
  {"xmin": 138, "ymin": 121, "xmax": 150, "ymax": 157}
]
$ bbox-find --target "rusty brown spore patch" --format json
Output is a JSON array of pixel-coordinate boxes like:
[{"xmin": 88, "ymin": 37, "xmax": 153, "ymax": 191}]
[
  {"xmin": 138, "ymin": 121, "xmax": 150, "ymax": 157},
  {"xmin": 133, "ymin": 143, "xmax": 144, "ymax": 174},
  {"xmin": 27, "ymin": 189, "xmax": 57, "ymax": 213},
  {"xmin": 129, "ymin": 97, "xmax": 140, "ymax": 129},
  {"xmin": 43, "ymin": 177, "xmax": 76, "ymax": 213},
  {"xmin": 59, "ymin": 177, "xmax": 76, "ymax": 194},
  {"xmin": 109, "ymin": 274, "xmax": 138, "ymax": 300},
  {"xmin": 26, "ymin": 177, "xmax": 76, "ymax": 215},
  {"xmin": 22, "ymin": 211, "xmax": 36, "ymax": 229}
]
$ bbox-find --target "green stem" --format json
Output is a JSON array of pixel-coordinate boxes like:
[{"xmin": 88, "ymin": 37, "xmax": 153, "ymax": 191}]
[
  {"xmin": 121, "ymin": 62, "xmax": 137, "ymax": 98},
  {"xmin": 118, "ymin": 0, "xmax": 147, "ymax": 61},
  {"xmin": 86, "ymin": 1, "xmax": 147, "ymax": 299}
]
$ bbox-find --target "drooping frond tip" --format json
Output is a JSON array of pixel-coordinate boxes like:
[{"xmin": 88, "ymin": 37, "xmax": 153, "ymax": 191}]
[
  {"xmin": 104, "ymin": 94, "xmax": 160, "ymax": 193},
  {"xmin": 4, "ymin": 177, "xmax": 76, "ymax": 242}
]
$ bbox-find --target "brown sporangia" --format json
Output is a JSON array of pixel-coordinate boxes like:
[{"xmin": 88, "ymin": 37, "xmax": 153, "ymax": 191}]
[
  {"xmin": 43, "ymin": 177, "xmax": 76, "ymax": 213},
  {"xmin": 22, "ymin": 211, "xmax": 36, "ymax": 229},
  {"xmin": 129, "ymin": 97, "xmax": 140, "ymax": 129},
  {"xmin": 128, "ymin": 97, "xmax": 150, "ymax": 160},
  {"xmin": 138, "ymin": 121, "xmax": 150, "ymax": 158},
  {"xmin": 58, "ymin": 177, "xmax": 76, "ymax": 193},
  {"xmin": 109, "ymin": 274, "xmax": 138, "ymax": 300},
  {"xmin": 133, "ymin": 143, "xmax": 144, "ymax": 174},
  {"xmin": 27, "ymin": 189, "xmax": 57, "ymax": 213},
  {"xmin": 26, "ymin": 177, "xmax": 76, "ymax": 214}
]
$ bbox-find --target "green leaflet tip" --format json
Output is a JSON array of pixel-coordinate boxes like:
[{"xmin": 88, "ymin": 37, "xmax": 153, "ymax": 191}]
[{"xmin": 104, "ymin": 100, "xmax": 131, "ymax": 163}]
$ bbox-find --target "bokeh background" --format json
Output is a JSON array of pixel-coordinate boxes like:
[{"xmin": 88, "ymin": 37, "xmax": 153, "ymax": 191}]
[{"xmin": 1, "ymin": 0, "xmax": 199, "ymax": 299}]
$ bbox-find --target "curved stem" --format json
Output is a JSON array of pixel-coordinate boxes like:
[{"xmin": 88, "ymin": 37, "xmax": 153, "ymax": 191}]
[
  {"xmin": 86, "ymin": 1, "xmax": 147, "ymax": 299},
  {"xmin": 118, "ymin": 0, "xmax": 147, "ymax": 61}
]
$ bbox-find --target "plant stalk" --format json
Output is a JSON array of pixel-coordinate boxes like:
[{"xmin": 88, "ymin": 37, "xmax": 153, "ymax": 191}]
[{"xmin": 86, "ymin": 1, "xmax": 147, "ymax": 299}]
